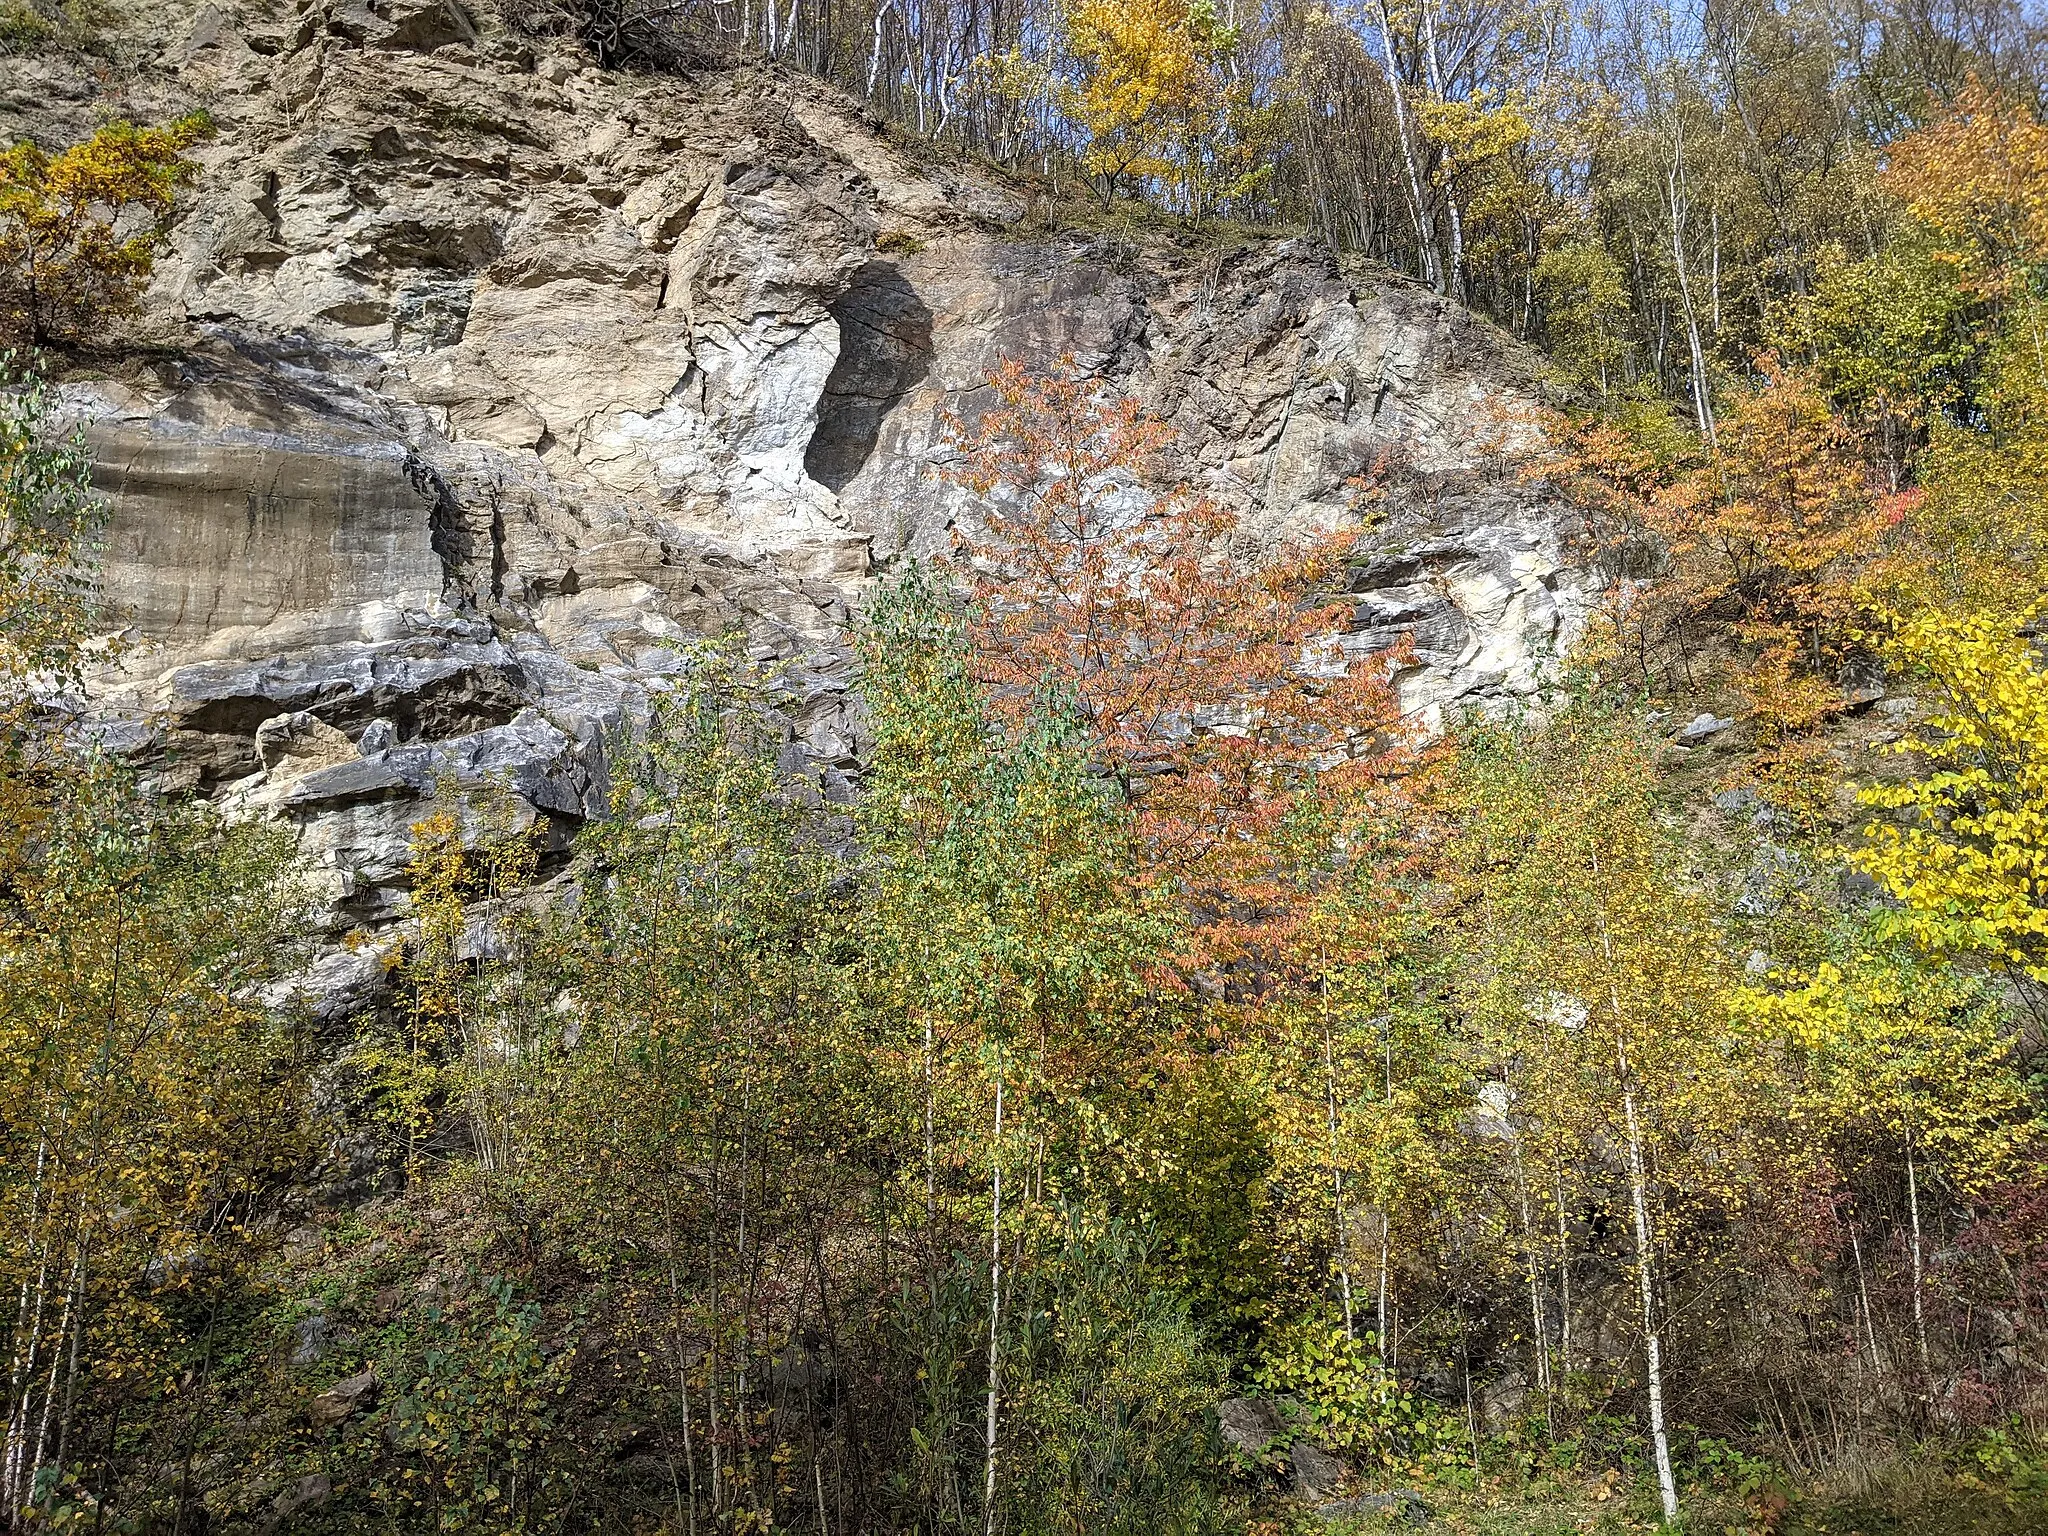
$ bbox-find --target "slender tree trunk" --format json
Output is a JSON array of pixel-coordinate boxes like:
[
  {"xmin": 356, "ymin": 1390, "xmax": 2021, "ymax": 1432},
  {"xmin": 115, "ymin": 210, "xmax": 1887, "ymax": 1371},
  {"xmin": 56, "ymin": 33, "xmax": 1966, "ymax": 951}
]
[
  {"xmin": 1420, "ymin": 0, "xmax": 1464, "ymax": 299},
  {"xmin": 51, "ymin": 1238, "xmax": 89, "ymax": 1489},
  {"xmin": 1589, "ymin": 846, "xmax": 1676, "ymax": 1524},
  {"xmin": 1665, "ymin": 129, "xmax": 1717, "ymax": 449},
  {"xmin": 24, "ymin": 233, "xmax": 45, "ymax": 348},
  {"xmin": 1376, "ymin": 1022, "xmax": 1394, "ymax": 1361},
  {"xmin": 1321, "ymin": 999, "xmax": 1355, "ymax": 1338},
  {"xmin": 1462, "ymin": 1335, "xmax": 1480, "ymax": 1473},
  {"xmin": 661, "ymin": 1189, "xmax": 700, "ymax": 1536},
  {"xmin": 4, "ymin": 1137, "xmax": 51, "ymax": 1522},
  {"xmin": 1906, "ymin": 1128, "xmax": 1931, "ymax": 1382},
  {"xmin": 924, "ymin": 1007, "xmax": 938, "ymax": 1253},
  {"xmin": 29, "ymin": 1243, "xmax": 80, "ymax": 1522},
  {"xmin": 705, "ymin": 1119, "xmax": 725, "ymax": 1515},
  {"xmin": 1621, "ymin": 1074, "xmax": 1679, "ymax": 1526},
  {"xmin": 867, "ymin": 0, "xmax": 894, "ymax": 98},
  {"xmin": 1847, "ymin": 1208, "xmax": 1885, "ymax": 1386},
  {"xmin": 1709, "ymin": 200, "xmax": 1722, "ymax": 335},
  {"xmin": 1512, "ymin": 1142, "xmax": 1553, "ymax": 1427},
  {"xmin": 983, "ymin": 1063, "xmax": 1003, "ymax": 1536},
  {"xmin": 1372, "ymin": 0, "xmax": 1441, "ymax": 291},
  {"xmin": 1554, "ymin": 1169, "xmax": 1572, "ymax": 1376},
  {"xmin": 1520, "ymin": 216, "xmax": 1537, "ymax": 338},
  {"xmin": 5, "ymin": 1214, "xmax": 53, "ymax": 1519}
]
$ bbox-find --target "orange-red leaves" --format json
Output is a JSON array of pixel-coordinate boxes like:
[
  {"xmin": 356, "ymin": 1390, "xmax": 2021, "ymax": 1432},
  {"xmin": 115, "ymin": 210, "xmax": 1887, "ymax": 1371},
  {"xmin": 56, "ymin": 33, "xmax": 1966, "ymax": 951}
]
[{"xmin": 943, "ymin": 358, "xmax": 1412, "ymax": 975}]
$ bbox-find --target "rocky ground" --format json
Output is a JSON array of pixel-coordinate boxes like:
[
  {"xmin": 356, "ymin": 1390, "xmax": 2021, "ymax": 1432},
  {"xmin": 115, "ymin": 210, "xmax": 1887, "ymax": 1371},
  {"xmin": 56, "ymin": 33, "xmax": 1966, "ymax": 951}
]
[{"xmin": 5, "ymin": 0, "xmax": 1595, "ymax": 989}]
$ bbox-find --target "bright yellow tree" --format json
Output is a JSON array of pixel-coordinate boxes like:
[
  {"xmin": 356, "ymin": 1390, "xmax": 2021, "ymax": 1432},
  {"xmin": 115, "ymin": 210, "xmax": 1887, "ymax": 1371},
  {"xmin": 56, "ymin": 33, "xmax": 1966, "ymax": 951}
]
[
  {"xmin": 1452, "ymin": 699, "xmax": 1766, "ymax": 1528},
  {"xmin": 1060, "ymin": 0, "xmax": 1233, "ymax": 213},
  {"xmin": 1851, "ymin": 608, "xmax": 2048, "ymax": 988},
  {"xmin": 1884, "ymin": 79, "xmax": 2048, "ymax": 312},
  {"xmin": 0, "ymin": 114, "xmax": 209, "ymax": 344}
]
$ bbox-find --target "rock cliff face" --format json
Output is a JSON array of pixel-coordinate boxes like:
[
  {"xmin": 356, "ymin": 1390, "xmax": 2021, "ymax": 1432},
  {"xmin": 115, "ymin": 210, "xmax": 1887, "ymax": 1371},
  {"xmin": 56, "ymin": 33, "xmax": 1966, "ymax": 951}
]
[{"xmin": 6, "ymin": 0, "xmax": 1593, "ymax": 936}]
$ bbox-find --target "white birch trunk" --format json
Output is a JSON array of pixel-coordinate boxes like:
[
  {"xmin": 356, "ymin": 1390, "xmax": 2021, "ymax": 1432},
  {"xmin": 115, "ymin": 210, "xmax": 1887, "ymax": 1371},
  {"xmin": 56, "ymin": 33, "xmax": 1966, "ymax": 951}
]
[
  {"xmin": 983, "ymin": 1065, "xmax": 1003, "ymax": 1536},
  {"xmin": 1420, "ymin": 0, "xmax": 1464, "ymax": 298},
  {"xmin": 1373, "ymin": 0, "xmax": 1441, "ymax": 291},
  {"xmin": 1906, "ymin": 1128, "xmax": 1931, "ymax": 1378},
  {"xmin": 1665, "ymin": 129, "xmax": 1717, "ymax": 449},
  {"xmin": 1622, "ymin": 1076, "xmax": 1679, "ymax": 1527}
]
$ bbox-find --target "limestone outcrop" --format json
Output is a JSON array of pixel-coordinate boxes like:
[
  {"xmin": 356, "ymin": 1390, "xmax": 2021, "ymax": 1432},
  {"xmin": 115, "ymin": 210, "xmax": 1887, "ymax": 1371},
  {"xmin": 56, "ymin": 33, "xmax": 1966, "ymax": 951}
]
[{"xmin": 5, "ymin": 0, "xmax": 1595, "ymax": 944}]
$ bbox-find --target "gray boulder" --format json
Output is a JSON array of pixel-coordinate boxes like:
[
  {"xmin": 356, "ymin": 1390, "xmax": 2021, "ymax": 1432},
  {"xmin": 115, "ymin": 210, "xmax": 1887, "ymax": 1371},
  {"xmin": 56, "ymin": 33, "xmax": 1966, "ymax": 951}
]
[
  {"xmin": 1216, "ymin": 1395, "xmax": 1284, "ymax": 1459},
  {"xmin": 1317, "ymin": 1488, "xmax": 1433, "ymax": 1526},
  {"xmin": 1290, "ymin": 1439, "xmax": 1349, "ymax": 1499}
]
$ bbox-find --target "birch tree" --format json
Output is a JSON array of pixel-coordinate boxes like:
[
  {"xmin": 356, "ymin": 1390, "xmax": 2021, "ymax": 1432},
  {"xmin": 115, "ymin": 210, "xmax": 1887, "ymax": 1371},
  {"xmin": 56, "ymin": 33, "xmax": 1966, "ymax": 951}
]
[{"xmin": 1453, "ymin": 699, "xmax": 1764, "ymax": 1528}]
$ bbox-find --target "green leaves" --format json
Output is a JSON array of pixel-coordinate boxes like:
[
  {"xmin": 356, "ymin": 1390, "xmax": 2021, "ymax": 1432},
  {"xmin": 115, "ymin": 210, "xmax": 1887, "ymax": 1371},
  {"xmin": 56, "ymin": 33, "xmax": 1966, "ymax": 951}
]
[
  {"xmin": 0, "ymin": 353, "xmax": 100, "ymax": 710},
  {"xmin": 1251, "ymin": 1313, "xmax": 1461, "ymax": 1474},
  {"xmin": 1014, "ymin": 1217, "xmax": 1228, "ymax": 1536},
  {"xmin": 367, "ymin": 1277, "xmax": 577, "ymax": 1533}
]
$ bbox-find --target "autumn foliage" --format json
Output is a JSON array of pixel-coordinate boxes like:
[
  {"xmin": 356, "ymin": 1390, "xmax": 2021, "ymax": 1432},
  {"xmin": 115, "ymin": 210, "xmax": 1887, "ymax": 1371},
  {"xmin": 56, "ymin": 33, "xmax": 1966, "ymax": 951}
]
[
  {"xmin": 1885, "ymin": 78, "xmax": 2048, "ymax": 304},
  {"xmin": 0, "ymin": 113, "xmax": 209, "ymax": 344},
  {"xmin": 6, "ymin": 46, "xmax": 2048, "ymax": 1536},
  {"xmin": 1547, "ymin": 357, "xmax": 1897, "ymax": 805},
  {"xmin": 944, "ymin": 358, "xmax": 1411, "ymax": 970},
  {"xmin": 1060, "ymin": 0, "xmax": 1246, "ymax": 213}
]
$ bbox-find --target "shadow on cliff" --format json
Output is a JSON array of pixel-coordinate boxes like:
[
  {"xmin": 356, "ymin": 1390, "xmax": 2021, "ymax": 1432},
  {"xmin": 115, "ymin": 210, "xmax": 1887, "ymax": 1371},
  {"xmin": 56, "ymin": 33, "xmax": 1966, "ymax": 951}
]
[{"xmin": 805, "ymin": 260, "xmax": 933, "ymax": 493}]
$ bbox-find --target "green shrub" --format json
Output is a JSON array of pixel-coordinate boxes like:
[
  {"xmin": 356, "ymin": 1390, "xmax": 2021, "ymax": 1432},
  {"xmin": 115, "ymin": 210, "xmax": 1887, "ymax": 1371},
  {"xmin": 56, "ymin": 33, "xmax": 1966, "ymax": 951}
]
[
  {"xmin": 1252, "ymin": 1311, "xmax": 1465, "ymax": 1476},
  {"xmin": 359, "ymin": 1277, "xmax": 577, "ymax": 1533},
  {"xmin": 1013, "ymin": 1219, "xmax": 1229, "ymax": 1536}
]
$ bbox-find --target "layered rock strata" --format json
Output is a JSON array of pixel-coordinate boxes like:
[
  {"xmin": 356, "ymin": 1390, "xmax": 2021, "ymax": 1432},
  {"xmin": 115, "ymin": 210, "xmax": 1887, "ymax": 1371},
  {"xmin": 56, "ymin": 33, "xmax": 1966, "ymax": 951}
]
[{"xmin": 4, "ymin": 0, "xmax": 1594, "ymax": 946}]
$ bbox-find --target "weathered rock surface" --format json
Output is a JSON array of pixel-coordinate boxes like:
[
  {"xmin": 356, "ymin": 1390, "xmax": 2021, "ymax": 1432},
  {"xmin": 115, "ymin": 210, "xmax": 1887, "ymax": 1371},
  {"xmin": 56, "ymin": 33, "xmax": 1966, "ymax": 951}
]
[
  {"xmin": 1216, "ymin": 1395, "xmax": 1285, "ymax": 1459},
  {"xmin": 7, "ymin": 0, "xmax": 1595, "ymax": 945},
  {"xmin": 1289, "ymin": 1439, "xmax": 1349, "ymax": 1499},
  {"xmin": 306, "ymin": 1367, "xmax": 377, "ymax": 1427},
  {"xmin": 1317, "ymin": 1488, "xmax": 1433, "ymax": 1526}
]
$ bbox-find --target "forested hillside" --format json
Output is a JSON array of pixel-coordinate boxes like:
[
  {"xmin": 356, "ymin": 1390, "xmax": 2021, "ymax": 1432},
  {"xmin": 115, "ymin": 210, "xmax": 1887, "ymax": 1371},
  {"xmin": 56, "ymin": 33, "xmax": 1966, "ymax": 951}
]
[{"xmin": 2, "ymin": 0, "xmax": 2047, "ymax": 1532}]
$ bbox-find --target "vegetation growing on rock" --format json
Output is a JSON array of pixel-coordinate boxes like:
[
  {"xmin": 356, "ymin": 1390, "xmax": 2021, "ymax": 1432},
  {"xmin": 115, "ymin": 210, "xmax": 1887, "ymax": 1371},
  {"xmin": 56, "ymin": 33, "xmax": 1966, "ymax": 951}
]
[
  {"xmin": 1, "ymin": 3, "xmax": 2047, "ymax": 1532},
  {"xmin": 0, "ymin": 113, "xmax": 208, "ymax": 344}
]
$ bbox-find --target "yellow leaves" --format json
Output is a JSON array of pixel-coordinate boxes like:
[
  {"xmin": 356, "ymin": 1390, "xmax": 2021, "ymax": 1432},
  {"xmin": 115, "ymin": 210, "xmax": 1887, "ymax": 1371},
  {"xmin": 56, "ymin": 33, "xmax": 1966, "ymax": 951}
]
[
  {"xmin": 970, "ymin": 45, "xmax": 1055, "ymax": 148},
  {"xmin": 1851, "ymin": 607, "xmax": 2048, "ymax": 980},
  {"xmin": 1059, "ymin": 0, "xmax": 1233, "ymax": 206},
  {"xmin": 1821, "ymin": 85, "xmax": 2048, "ymax": 621},
  {"xmin": 363, "ymin": 803, "xmax": 541, "ymax": 1179},
  {"xmin": 0, "ymin": 785, "xmax": 305, "ymax": 1490},
  {"xmin": 1898, "ymin": 337, "xmax": 2048, "ymax": 618},
  {"xmin": 1884, "ymin": 80, "xmax": 2048, "ymax": 301},
  {"xmin": 1447, "ymin": 702, "xmax": 1761, "ymax": 1207},
  {"xmin": 1418, "ymin": 92, "xmax": 1531, "ymax": 161},
  {"xmin": 1533, "ymin": 241, "xmax": 1631, "ymax": 394},
  {"xmin": 1422, "ymin": 90, "xmax": 1549, "ymax": 294},
  {"xmin": 0, "ymin": 113, "xmax": 210, "ymax": 342},
  {"xmin": 1733, "ymin": 947, "xmax": 2036, "ymax": 1190}
]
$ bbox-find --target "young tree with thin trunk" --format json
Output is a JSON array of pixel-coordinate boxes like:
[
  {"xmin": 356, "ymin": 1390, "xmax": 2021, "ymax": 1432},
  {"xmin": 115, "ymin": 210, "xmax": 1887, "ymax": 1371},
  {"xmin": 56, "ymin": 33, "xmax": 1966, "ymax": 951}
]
[
  {"xmin": 0, "ymin": 364, "xmax": 309, "ymax": 1528},
  {"xmin": 0, "ymin": 116, "xmax": 209, "ymax": 345},
  {"xmin": 856, "ymin": 567, "xmax": 1166, "ymax": 1533},
  {"xmin": 1451, "ymin": 696, "xmax": 1765, "ymax": 1528},
  {"xmin": 1736, "ymin": 941, "xmax": 2037, "ymax": 1411}
]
